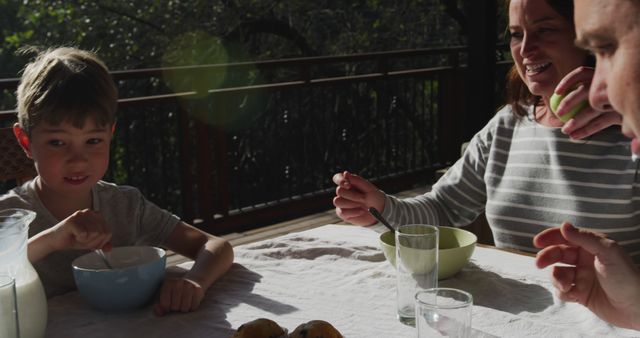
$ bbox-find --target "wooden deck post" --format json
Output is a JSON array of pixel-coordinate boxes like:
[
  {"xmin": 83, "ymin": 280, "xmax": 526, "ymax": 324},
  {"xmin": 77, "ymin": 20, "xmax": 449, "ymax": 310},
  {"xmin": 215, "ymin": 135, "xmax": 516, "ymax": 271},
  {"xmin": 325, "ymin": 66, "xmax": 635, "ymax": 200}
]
[{"xmin": 464, "ymin": 0, "xmax": 498, "ymax": 140}]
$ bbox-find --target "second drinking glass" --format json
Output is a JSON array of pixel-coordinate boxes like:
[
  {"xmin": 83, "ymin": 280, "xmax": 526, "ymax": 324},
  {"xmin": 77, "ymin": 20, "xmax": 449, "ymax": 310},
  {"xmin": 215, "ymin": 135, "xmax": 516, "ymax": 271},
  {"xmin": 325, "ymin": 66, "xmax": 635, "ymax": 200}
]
[
  {"xmin": 415, "ymin": 287, "xmax": 473, "ymax": 338},
  {"xmin": 0, "ymin": 275, "xmax": 19, "ymax": 338}
]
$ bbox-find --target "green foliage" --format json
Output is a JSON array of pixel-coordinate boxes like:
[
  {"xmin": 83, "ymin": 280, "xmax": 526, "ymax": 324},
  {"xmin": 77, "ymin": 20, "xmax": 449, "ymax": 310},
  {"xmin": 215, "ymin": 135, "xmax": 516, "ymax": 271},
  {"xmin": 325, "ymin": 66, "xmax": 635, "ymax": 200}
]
[
  {"xmin": 1, "ymin": 0, "xmax": 469, "ymax": 76},
  {"xmin": 0, "ymin": 1, "xmax": 506, "ymax": 217}
]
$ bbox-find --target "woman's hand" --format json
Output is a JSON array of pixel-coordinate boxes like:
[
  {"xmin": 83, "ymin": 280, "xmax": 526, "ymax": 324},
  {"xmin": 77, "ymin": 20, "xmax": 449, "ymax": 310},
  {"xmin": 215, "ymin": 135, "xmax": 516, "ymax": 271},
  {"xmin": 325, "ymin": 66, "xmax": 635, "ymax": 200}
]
[
  {"xmin": 554, "ymin": 67, "xmax": 622, "ymax": 139},
  {"xmin": 332, "ymin": 171, "xmax": 385, "ymax": 225},
  {"xmin": 534, "ymin": 222, "xmax": 640, "ymax": 330}
]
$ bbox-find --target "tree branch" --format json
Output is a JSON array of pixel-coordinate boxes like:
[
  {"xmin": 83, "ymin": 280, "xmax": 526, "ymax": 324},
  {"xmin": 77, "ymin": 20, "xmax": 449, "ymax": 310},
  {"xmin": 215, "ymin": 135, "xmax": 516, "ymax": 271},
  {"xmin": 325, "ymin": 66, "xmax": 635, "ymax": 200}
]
[
  {"xmin": 441, "ymin": 0, "xmax": 467, "ymax": 36},
  {"xmin": 96, "ymin": 4, "xmax": 165, "ymax": 34}
]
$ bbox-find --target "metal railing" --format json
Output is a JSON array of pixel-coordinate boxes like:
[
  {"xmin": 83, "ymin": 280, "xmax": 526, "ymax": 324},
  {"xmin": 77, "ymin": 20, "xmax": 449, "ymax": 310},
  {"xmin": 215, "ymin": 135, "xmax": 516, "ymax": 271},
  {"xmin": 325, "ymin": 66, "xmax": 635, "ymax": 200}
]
[{"xmin": 0, "ymin": 47, "xmax": 512, "ymax": 234}]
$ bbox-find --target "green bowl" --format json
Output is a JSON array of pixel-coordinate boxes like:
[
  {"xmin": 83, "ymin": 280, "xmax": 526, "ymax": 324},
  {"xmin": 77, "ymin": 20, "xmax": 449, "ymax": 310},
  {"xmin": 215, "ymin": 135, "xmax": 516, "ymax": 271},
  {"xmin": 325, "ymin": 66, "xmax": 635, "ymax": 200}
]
[{"xmin": 379, "ymin": 226, "xmax": 477, "ymax": 279}]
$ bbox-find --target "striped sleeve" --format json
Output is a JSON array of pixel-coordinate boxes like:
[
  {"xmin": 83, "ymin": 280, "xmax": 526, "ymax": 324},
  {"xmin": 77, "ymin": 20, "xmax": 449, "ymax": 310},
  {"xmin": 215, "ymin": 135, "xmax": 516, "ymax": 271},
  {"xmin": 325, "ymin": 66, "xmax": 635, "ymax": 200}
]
[{"xmin": 381, "ymin": 108, "xmax": 496, "ymax": 228}]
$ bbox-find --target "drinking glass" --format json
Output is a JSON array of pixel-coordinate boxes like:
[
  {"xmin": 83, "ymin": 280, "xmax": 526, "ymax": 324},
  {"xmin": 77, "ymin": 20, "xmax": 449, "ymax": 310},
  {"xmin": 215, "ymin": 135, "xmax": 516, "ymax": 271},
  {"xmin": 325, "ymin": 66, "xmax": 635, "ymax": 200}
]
[
  {"xmin": 396, "ymin": 224, "xmax": 439, "ymax": 325},
  {"xmin": 415, "ymin": 287, "xmax": 473, "ymax": 338},
  {"xmin": 0, "ymin": 275, "xmax": 19, "ymax": 338}
]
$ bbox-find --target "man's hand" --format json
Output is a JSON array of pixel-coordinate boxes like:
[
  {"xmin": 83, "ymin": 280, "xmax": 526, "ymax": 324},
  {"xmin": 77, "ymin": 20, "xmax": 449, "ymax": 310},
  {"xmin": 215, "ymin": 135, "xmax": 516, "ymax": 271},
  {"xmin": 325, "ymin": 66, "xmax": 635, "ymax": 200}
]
[{"xmin": 534, "ymin": 222, "xmax": 640, "ymax": 330}]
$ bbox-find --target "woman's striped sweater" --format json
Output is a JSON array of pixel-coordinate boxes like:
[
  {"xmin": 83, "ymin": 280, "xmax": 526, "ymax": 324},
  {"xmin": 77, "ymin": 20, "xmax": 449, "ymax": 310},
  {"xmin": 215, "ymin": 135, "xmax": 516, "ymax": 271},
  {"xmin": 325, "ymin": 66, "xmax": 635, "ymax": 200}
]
[{"xmin": 382, "ymin": 105, "xmax": 640, "ymax": 264}]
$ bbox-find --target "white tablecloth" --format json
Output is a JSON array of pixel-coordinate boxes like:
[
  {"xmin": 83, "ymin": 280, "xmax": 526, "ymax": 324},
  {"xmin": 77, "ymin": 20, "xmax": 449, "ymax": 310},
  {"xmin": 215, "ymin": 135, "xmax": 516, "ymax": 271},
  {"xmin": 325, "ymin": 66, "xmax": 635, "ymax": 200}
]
[{"xmin": 46, "ymin": 224, "xmax": 639, "ymax": 338}]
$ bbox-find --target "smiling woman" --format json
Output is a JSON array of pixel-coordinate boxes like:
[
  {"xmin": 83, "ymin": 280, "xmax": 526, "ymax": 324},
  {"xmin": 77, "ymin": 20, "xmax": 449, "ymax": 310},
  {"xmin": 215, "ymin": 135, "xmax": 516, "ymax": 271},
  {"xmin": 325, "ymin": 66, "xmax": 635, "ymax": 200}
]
[
  {"xmin": 505, "ymin": 0, "xmax": 592, "ymax": 119},
  {"xmin": 330, "ymin": 0, "xmax": 640, "ymax": 266}
]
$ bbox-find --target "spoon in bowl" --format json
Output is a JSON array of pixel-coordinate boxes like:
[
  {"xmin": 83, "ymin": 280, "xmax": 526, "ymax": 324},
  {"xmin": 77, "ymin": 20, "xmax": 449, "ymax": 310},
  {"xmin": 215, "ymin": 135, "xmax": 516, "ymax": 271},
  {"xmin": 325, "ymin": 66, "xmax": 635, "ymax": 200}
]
[
  {"xmin": 96, "ymin": 249, "xmax": 114, "ymax": 269},
  {"xmin": 368, "ymin": 207, "xmax": 395, "ymax": 233}
]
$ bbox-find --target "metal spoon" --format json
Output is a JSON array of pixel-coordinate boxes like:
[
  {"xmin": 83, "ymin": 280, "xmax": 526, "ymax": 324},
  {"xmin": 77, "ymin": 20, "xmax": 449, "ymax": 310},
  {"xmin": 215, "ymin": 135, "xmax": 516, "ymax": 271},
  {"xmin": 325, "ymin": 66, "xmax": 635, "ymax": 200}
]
[
  {"xmin": 96, "ymin": 249, "xmax": 113, "ymax": 269},
  {"xmin": 368, "ymin": 207, "xmax": 395, "ymax": 233}
]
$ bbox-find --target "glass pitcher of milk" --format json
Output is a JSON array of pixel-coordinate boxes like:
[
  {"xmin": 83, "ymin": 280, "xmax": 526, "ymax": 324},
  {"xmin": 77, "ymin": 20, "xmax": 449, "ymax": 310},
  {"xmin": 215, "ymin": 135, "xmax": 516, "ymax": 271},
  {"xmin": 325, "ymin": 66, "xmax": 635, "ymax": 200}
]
[{"xmin": 0, "ymin": 209, "xmax": 47, "ymax": 338}]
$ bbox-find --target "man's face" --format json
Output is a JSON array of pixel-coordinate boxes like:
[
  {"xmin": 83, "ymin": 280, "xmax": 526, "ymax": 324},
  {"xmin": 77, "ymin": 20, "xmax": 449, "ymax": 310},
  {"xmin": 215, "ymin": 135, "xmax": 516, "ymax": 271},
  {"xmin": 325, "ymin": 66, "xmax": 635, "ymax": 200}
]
[{"xmin": 575, "ymin": 0, "xmax": 640, "ymax": 154}]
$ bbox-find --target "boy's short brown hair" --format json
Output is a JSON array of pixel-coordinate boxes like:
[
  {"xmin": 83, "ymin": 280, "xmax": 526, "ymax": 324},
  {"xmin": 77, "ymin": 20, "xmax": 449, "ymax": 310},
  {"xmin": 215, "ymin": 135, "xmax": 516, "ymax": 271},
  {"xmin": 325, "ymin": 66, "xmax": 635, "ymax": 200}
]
[{"xmin": 16, "ymin": 47, "xmax": 118, "ymax": 134}]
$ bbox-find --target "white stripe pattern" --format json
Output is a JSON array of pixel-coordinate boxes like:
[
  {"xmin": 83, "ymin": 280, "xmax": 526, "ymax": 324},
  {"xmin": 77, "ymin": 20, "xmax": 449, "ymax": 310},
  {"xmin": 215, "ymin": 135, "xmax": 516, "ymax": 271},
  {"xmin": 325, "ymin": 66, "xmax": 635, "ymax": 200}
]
[
  {"xmin": 383, "ymin": 105, "xmax": 640, "ymax": 264},
  {"xmin": 487, "ymin": 186, "xmax": 637, "ymax": 204}
]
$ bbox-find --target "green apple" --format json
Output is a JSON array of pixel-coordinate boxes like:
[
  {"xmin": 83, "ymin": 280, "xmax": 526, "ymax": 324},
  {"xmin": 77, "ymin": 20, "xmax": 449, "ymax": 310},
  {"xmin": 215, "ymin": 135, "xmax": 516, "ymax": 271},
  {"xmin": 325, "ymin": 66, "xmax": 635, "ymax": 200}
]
[{"xmin": 550, "ymin": 92, "xmax": 588, "ymax": 123}]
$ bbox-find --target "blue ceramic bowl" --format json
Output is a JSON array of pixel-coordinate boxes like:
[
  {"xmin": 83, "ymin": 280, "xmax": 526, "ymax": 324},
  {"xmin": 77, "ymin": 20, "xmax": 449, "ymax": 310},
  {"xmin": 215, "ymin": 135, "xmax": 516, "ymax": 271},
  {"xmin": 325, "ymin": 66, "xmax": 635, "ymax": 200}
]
[{"xmin": 72, "ymin": 246, "xmax": 166, "ymax": 312}]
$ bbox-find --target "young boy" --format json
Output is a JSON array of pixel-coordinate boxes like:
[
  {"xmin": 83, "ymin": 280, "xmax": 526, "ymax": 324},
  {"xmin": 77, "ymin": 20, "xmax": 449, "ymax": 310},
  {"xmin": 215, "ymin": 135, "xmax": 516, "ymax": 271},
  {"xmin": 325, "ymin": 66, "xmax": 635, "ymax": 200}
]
[{"xmin": 0, "ymin": 47, "xmax": 234, "ymax": 316}]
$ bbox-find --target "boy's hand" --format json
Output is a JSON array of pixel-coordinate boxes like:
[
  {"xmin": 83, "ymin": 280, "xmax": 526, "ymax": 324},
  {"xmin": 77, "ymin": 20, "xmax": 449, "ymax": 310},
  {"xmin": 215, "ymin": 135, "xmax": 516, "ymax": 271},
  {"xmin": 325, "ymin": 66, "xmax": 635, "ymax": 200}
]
[
  {"xmin": 48, "ymin": 209, "xmax": 112, "ymax": 252},
  {"xmin": 28, "ymin": 209, "xmax": 112, "ymax": 262},
  {"xmin": 153, "ymin": 277, "xmax": 205, "ymax": 316}
]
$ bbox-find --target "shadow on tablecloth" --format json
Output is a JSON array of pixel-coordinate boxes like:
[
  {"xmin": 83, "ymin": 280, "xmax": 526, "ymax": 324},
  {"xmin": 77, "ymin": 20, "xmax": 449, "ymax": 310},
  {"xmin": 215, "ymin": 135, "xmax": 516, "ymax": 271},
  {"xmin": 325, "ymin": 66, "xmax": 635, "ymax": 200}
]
[{"xmin": 440, "ymin": 262, "xmax": 554, "ymax": 314}]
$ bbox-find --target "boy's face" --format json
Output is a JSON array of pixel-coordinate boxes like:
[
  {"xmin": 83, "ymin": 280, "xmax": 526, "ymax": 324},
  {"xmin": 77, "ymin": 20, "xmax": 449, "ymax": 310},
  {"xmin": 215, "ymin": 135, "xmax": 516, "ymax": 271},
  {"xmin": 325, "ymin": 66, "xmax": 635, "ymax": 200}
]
[
  {"xmin": 575, "ymin": 0, "xmax": 640, "ymax": 154},
  {"xmin": 22, "ymin": 117, "xmax": 112, "ymax": 198}
]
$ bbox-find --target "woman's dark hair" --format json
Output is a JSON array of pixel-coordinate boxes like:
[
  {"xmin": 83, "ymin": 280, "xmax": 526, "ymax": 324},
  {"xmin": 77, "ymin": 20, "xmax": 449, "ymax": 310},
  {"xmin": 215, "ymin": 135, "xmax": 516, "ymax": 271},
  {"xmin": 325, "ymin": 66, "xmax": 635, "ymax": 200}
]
[{"xmin": 504, "ymin": 0, "xmax": 596, "ymax": 117}]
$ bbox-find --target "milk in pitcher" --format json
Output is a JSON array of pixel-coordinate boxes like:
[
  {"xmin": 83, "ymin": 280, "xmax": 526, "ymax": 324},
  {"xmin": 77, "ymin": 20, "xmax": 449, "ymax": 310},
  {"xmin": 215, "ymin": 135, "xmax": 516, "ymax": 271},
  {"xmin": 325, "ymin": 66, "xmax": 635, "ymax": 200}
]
[
  {"xmin": 0, "ymin": 209, "xmax": 48, "ymax": 338},
  {"xmin": 16, "ymin": 275, "xmax": 47, "ymax": 338}
]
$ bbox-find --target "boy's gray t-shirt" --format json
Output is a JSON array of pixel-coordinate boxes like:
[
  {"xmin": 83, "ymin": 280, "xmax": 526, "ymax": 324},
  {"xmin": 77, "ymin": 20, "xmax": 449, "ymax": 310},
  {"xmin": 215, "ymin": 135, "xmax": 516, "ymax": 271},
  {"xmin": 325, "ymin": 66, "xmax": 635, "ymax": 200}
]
[{"xmin": 0, "ymin": 178, "xmax": 180, "ymax": 298}]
